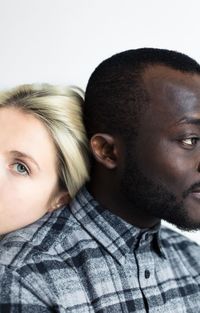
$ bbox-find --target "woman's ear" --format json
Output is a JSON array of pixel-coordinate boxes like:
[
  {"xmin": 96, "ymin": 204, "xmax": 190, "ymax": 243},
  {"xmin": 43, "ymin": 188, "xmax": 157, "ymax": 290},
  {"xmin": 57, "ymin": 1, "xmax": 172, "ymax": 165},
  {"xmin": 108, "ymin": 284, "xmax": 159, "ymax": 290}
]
[
  {"xmin": 48, "ymin": 191, "xmax": 70, "ymax": 213},
  {"xmin": 90, "ymin": 133, "xmax": 118, "ymax": 169}
]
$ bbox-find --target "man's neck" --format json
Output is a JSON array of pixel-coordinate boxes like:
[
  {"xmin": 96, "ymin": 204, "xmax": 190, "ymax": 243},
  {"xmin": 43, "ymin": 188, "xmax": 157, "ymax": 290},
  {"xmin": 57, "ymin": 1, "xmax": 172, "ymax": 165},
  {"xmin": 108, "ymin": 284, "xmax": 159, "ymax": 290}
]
[{"xmin": 87, "ymin": 177, "xmax": 160, "ymax": 229}]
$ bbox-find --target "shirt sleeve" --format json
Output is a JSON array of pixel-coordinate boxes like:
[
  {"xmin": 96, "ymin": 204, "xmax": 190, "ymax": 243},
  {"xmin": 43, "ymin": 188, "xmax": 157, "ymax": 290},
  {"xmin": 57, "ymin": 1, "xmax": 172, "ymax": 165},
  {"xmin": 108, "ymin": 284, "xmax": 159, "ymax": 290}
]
[{"xmin": 0, "ymin": 265, "xmax": 57, "ymax": 313}]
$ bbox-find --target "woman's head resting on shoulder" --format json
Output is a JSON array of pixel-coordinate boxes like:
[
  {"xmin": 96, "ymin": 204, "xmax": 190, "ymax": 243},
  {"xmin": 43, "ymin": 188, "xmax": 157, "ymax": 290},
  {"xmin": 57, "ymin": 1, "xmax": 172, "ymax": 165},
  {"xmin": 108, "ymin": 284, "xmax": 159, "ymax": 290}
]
[{"xmin": 0, "ymin": 84, "xmax": 89, "ymax": 235}]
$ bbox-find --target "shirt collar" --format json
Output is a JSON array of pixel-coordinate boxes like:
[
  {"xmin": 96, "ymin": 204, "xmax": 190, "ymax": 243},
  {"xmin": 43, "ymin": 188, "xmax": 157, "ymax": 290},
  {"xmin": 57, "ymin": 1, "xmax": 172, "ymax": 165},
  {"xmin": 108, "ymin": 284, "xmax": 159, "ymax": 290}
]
[{"xmin": 70, "ymin": 186, "xmax": 165, "ymax": 265}]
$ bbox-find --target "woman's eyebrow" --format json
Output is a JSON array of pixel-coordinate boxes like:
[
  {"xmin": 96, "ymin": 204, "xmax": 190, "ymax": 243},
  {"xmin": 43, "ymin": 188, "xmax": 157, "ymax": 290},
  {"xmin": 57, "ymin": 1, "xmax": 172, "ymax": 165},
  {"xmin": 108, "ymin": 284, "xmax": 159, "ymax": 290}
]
[{"xmin": 10, "ymin": 150, "xmax": 40, "ymax": 170}]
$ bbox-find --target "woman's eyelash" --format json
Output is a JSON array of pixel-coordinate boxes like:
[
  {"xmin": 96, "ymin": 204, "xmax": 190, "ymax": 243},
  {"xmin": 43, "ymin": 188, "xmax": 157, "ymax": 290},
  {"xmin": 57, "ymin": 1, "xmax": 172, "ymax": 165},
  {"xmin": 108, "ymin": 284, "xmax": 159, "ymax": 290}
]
[{"xmin": 11, "ymin": 161, "xmax": 30, "ymax": 176}]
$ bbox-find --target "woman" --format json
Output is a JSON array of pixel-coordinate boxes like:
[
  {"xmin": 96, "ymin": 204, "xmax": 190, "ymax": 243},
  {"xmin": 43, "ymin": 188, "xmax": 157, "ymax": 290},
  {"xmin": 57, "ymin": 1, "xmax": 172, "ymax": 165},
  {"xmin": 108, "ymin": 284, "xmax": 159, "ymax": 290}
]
[{"xmin": 0, "ymin": 83, "xmax": 89, "ymax": 235}]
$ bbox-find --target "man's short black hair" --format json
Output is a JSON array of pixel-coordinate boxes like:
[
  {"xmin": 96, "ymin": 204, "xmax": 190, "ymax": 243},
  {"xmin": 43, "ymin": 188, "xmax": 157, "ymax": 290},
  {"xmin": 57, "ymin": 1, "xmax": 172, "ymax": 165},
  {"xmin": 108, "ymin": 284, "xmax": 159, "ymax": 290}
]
[{"xmin": 84, "ymin": 48, "xmax": 200, "ymax": 140}]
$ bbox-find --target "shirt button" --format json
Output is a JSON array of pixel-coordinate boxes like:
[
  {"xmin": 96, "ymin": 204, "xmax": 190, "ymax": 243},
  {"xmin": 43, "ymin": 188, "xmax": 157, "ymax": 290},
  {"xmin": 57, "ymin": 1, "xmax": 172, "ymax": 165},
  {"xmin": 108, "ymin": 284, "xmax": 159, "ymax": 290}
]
[{"xmin": 144, "ymin": 269, "xmax": 150, "ymax": 279}]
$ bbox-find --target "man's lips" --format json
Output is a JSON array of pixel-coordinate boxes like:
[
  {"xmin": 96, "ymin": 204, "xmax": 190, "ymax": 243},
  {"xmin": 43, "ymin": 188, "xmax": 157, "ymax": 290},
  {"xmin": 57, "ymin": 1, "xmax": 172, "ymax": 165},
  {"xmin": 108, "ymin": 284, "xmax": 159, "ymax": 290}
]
[
  {"xmin": 190, "ymin": 190, "xmax": 200, "ymax": 199},
  {"xmin": 183, "ymin": 183, "xmax": 200, "ymax": 199}
]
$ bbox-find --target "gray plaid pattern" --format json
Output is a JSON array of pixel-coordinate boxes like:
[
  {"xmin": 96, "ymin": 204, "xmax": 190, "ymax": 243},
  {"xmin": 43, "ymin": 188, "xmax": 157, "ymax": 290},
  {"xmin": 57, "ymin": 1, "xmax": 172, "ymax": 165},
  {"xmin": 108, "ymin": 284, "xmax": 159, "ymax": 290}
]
[{"xmin": 0, "ymin": 186, "xmax": 200, "ymax": 312}]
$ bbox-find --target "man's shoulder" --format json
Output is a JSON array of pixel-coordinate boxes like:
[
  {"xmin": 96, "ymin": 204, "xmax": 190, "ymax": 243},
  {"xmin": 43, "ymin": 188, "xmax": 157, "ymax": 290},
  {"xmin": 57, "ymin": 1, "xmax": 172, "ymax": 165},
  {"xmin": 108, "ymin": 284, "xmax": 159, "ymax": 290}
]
[
  {"xmin": 160, "ymin": 225, "xmax": 200, "ymax": 276},
  {"xmin": 0, "ymin": 202, "xmax": 98, "ymax": 308},
  {"xmin": 161, "ymin": 225, "xmax": 200, "ymax": 247},
  {"xmin": 0, "ymin": 204, "xmax": 90, "ymax": 271}
]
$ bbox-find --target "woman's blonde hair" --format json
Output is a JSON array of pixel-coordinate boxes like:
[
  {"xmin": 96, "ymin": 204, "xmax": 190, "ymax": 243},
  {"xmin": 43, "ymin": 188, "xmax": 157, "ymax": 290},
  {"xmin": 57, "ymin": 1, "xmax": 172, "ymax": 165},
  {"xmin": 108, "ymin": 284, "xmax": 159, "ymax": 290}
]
[{"xmin": 0, "ymin": 84, "xmax": 89, "ymax": 197}]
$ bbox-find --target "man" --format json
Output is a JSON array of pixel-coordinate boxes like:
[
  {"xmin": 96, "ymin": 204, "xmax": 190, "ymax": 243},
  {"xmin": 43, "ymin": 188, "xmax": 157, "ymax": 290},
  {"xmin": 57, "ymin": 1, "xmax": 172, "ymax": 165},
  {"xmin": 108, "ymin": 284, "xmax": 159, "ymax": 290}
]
[{"xmin": 0, "ymin": 48, "xmax": 200, "ymax": 312}]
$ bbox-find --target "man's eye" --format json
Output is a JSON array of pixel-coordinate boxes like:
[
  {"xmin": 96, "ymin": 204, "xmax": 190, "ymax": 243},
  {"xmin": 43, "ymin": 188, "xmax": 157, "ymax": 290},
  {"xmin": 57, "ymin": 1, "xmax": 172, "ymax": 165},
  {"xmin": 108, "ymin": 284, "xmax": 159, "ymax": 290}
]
[
  {"xmin": 12, "ymin": 163, "xmax": 29, "ymax": 176},
  {"xmin": 182, "ymin": 138, "xmax": 199, "ymax": 146}
]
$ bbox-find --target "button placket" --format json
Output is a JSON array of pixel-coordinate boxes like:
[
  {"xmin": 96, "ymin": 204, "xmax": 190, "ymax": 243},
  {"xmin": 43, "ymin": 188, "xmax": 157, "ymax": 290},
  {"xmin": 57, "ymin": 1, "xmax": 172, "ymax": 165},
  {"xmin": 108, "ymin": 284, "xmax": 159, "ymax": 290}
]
[{"xmin": 144, "ymin": 269, "xmax": 150, "ymax": 279}]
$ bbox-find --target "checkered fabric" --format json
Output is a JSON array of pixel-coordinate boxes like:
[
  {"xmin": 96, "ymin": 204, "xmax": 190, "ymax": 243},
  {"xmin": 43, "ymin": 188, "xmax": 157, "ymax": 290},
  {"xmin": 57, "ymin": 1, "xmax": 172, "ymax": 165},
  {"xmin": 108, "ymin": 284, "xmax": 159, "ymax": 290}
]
[{"xmin": 0, "ymin": 186, "xmax": 200, "ymax": 312}]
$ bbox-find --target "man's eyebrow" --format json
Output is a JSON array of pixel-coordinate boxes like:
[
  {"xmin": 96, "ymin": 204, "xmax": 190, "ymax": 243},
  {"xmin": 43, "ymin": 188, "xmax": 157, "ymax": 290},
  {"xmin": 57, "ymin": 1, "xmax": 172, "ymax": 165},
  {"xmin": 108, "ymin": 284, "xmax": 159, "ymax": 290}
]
[
  {"xmin": 10, "ymin": 150, "xmax": 40, "ymax": 170},
  {"xmin": 177, "ymin": 117, "xmax": 200, "ymax": 126}
]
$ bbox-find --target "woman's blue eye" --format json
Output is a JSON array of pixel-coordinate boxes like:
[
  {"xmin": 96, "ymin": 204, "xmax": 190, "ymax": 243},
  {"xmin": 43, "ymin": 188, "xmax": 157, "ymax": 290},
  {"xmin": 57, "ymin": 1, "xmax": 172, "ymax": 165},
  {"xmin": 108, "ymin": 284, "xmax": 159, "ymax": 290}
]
[{"xmin": 13, "ymin": 163, "xmax": 29, "ymax": 175}]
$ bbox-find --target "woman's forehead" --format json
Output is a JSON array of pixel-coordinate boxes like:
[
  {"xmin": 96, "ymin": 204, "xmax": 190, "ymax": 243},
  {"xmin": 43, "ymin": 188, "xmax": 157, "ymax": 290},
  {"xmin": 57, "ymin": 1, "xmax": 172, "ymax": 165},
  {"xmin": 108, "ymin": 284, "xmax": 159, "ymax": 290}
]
[{"xmin": 0, "ymin": 107, "xmax": 57, "ymax": 170}]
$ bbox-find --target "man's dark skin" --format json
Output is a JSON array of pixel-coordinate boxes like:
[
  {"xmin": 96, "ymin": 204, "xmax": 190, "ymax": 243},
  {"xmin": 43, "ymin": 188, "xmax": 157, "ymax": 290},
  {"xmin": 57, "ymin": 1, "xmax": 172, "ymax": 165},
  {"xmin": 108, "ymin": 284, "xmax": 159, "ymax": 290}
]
[{"xmin": 88, "ymin": 65, "xmax": 200, "ymax": 230}]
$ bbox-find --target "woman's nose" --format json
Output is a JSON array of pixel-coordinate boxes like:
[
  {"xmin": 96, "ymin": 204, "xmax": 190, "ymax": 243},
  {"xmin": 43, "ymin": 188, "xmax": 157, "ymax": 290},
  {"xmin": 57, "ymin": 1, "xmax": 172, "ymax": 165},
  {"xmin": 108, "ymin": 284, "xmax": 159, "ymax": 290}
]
[{"xmin": 0, "ymin": 160, "xmax": 6, "ymax": 180}]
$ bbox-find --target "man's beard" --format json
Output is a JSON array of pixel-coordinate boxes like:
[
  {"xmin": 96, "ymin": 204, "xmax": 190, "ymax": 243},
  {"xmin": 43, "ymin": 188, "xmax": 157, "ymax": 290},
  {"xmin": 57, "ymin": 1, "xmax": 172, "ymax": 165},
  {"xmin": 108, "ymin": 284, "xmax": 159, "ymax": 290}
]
[{"xmin": 120, "ymin": 150, "xmax": 200, "ymax": 231}]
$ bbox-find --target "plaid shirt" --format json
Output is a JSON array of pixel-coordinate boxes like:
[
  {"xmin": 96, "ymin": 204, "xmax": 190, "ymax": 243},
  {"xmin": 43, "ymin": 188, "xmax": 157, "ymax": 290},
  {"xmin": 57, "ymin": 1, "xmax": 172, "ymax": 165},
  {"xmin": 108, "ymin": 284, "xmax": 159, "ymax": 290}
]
[{"xmin": 0, "ymin": 186, "xmax": 200, "ymax": 313}]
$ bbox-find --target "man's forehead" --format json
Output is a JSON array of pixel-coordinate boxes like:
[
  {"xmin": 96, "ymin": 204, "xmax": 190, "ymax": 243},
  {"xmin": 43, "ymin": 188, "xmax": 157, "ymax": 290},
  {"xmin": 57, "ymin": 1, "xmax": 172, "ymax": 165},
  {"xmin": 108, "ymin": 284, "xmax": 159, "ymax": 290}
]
[
  {"xmin": 142, "ymin": 64, "xmax": 200, "ymax": 89},
  {"xmin": 142, "ymin": 64, "xmax": 200, "ymax": 111},
  {"xmin": 137, "ymin": 65, "xmax": 200, "ymax": 130}
]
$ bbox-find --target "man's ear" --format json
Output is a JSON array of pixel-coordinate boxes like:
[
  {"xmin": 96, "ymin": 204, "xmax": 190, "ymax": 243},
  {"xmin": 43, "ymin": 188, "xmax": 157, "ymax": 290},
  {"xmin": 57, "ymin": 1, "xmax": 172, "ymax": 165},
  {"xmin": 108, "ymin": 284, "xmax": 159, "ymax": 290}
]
[
  {"xmin": 48, "ymin": 191, "xmax": 70, "ymax": 213},
  {"xmin": 90, "ymin": 133, "xmax": 118, "ymax": 169}
]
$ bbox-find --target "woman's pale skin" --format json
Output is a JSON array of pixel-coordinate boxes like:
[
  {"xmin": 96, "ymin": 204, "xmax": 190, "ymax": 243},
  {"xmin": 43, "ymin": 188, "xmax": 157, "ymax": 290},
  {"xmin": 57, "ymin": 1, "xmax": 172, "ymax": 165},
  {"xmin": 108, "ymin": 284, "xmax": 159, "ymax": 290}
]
[{"xmin": 0, "ymin": 107, "xmax": 68, "ymax": 235}]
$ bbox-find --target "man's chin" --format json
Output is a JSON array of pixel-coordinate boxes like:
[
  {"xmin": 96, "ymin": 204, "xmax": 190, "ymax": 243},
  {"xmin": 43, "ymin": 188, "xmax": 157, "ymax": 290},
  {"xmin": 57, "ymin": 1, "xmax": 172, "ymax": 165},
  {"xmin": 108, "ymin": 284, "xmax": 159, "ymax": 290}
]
[
  {"xmin": 174, "ymin": 222, "xmax": 200, "ymax": 232},
  {"xmin": 160, "ymin": 196, "xmax": 200, "ymax": 231},
  {"xmin": 164, "ymin": 213, "xmax": 200, "ymax": 232}
]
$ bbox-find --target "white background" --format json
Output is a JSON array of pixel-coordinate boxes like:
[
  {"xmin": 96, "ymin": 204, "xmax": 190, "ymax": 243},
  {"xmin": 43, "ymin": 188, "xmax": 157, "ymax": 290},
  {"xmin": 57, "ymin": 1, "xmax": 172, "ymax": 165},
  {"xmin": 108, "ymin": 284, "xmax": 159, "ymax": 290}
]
[{"xmin": 1, "ymin": 0, "xmax": 200, "ymax": 243}]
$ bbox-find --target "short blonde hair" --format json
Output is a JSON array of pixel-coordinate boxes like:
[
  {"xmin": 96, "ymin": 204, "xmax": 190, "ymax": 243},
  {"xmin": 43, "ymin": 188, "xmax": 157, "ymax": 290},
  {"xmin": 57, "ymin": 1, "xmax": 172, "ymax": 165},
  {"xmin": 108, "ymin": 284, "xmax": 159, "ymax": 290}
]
[{"xmin": 0, "ymin": 84, "xmax": 89, "ymax": 197}]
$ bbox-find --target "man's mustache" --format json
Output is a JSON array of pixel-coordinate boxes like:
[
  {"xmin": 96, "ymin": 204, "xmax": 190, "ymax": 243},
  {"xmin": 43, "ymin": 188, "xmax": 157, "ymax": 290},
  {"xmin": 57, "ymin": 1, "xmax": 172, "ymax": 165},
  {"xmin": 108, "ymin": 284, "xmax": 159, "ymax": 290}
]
[{"xmin": 183, "ymin": 182, "xmax": 200, "ymax": 199}]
